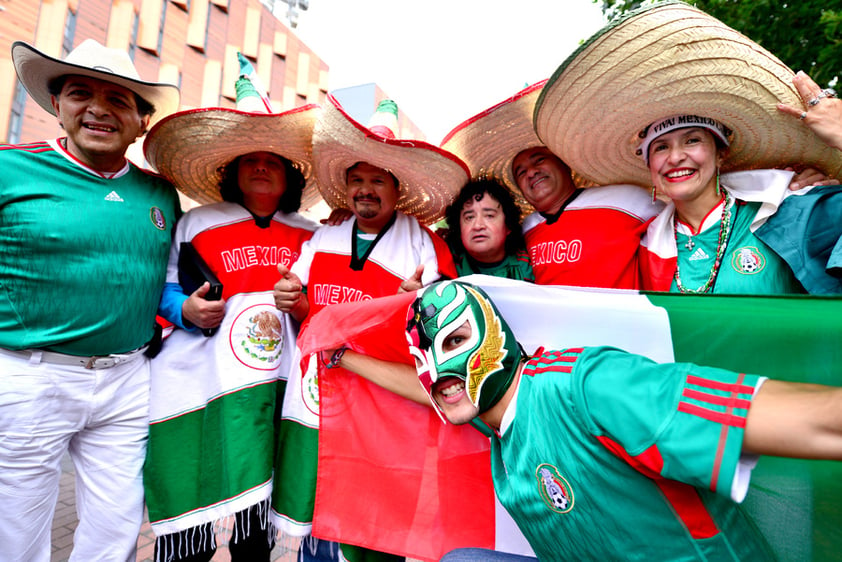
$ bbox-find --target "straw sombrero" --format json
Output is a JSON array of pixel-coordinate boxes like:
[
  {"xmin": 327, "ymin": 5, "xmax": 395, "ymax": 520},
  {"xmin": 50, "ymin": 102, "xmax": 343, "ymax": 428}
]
[
  {"xmin": 534, "ymin": 1, "xmax": 842, "ymax": 187},
  {"xmin": 313, "ymin": 95, "xmax": 469, "ymax": 225},
  {"xmin": 143, "ymin": 54, "xmax": 321, "ymax": 208},
  {"xmin": 12, "ymin": 39, "xmax": 180, "ymax": 128},
  {"xmin": 440, "ymin": 81, "xmax": 547, "ymax": 215},
  {"xmin": 144, "ymin": 106, "xmax": 321, "ymax": 207}
]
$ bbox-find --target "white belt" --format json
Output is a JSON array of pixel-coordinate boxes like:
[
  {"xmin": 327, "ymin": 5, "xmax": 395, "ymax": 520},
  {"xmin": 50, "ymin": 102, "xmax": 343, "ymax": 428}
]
[{"xmin": 0, "ymin": 346, "xmax": 148, "ymax": 369}]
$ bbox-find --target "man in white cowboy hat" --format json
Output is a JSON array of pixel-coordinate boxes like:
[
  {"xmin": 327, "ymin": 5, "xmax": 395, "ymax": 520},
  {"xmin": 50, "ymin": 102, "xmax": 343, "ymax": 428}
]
[
  {"xmin": 272, "ymin": 97, "xmax": 467, "ymax": 562},
  {"xmin": 441, "ymin": 81, "xmax": 663, "ymax": 290},
  {"xmin": 0, "ymin": 39, "xmax": 180, "ymax": 561},
  {"xmin": 141, "ymin": 57, "xmax": 320, "ymax": 562}
]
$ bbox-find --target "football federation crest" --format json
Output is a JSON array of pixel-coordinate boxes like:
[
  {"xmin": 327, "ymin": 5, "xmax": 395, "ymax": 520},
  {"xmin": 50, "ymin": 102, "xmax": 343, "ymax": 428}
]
[
  {"xmin": 535, "ymin": 463, "xmax": 574, "ymax": 514},
  {"xmin": 230, "ymin": 304, "xmax": 285, "ymax": 369},
  {"xmin": 731, "ymin": 246, "xmax": 766, "ymax": 275},
  {"xmin": 150, "ymin": 206, "xmax": 167, "ymax": 230}
]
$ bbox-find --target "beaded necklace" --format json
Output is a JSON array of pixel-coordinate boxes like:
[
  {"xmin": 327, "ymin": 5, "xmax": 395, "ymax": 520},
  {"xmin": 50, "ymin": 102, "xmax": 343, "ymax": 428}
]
[{"xmin": 673, "ymin": 190, "xmax": 732, "ymax": 294}]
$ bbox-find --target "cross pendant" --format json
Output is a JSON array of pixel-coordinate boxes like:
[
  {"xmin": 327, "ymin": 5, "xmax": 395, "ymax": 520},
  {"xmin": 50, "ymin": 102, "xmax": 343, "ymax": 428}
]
[{"xmin": 684, "ymin": 238, "xmax": 695, "ymax": 251}]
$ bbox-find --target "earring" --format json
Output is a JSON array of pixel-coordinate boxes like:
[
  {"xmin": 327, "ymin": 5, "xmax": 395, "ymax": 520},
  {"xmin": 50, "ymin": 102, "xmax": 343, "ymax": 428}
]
[
  {"xmin": 716, "ymin": 167, "xmax": 722, "ymax": 196},
  {"xmin": 652, "ymin": 185, "xmax": 657, "ymax": 203}
]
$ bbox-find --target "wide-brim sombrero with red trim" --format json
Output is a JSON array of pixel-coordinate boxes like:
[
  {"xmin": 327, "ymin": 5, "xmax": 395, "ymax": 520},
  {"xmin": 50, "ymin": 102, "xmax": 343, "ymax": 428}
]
[
  {"xmin": 313, "ymin": 94, "xmax": 469, "ymax": 225},
  {"xmin": 440, "ymin": 81, "xmax": 548, "ymax": 215},
  {"xmin": 143, "ymin": 104, "xmax": 322, "ymax": 208},
  {"xmin": 534, "ymin": 1, "xmax": 842, "ymax": 187}
]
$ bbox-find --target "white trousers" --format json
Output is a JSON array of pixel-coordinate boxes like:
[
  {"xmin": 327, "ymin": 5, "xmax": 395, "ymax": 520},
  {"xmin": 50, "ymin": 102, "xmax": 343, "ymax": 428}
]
[{"xmin": 0, "ymin": 351, "xmax": 150, "ymax": 562}]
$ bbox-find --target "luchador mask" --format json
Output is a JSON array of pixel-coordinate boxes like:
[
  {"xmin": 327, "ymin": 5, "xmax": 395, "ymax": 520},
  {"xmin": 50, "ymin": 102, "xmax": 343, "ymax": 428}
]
[{"xmin": 406, "ymin": 280, "xmax": 523, "ymax": 414}]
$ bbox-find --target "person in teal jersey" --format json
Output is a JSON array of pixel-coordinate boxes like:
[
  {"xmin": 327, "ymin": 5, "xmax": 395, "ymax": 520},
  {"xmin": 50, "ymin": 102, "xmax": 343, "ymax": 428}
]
[
  {"xmin": 638, "ymin": 114, "xmax": 839, "ymax": 294},
  {"xmin": 328, "ymin": 280, "xmax": 842, "ymax": 561},
  {"xmin": 0, "ymin": 39, "xmax": 180, "ymax": 561},
  {"xmin": 765, "ymin": 71, "xmax": 842, "ymax": 293},
  {"xmin": 526, "ymin": 3, "xmax": 842, "ymax": 296},
  {"xmin": 444, "ymin": 178, "xmax": 533, "ymax": 282}
]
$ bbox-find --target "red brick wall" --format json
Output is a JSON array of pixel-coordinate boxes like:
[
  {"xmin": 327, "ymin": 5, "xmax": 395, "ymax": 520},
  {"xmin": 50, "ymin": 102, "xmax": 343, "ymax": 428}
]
[{"xmin": 2, "ymin": 0, "xmax": 331, "ymax": 144}]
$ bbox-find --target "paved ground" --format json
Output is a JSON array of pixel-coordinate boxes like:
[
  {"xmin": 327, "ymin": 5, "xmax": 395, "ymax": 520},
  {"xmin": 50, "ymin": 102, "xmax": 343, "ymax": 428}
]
[{"xmin": 52, "ymin": 454, "xmax": 299, "ymax": 562}]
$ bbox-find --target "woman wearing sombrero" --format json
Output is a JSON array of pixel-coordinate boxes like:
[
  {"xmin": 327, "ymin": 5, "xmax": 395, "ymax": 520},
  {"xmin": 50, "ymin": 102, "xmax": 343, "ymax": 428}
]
[
  {"xmin": 140, "ymin": 60, "xmax": 320, "ymax": 562},
  {"xmin": 535, "ymin": 1, "xmax": 842, "ymax": 295},
  {"xmin": 635, "ymin": 116, "xmax": 814, "ymax": 294}
]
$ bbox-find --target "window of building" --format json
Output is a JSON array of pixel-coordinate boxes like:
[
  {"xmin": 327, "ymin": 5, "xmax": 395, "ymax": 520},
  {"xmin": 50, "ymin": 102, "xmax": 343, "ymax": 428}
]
[
  {"xmin": 204, "ymin": 3, "xmax": 212, "ymax": 51},
  {"xmin": 157, "ymin": 0, "xmax": 168, "ymax": 55},
  {"xmin": 62, "ymin": 9, "xmax": 77, "ymax": 56},
  {"xmin": 7, "ymin": 81, "xmax": 28, "ymax": 144},
  {"xmin": 129, "ymin": 11, "xmax": 140, "ymax": 61},
  {"xmin": 187, "ymin": 0, "xmax": 211, "ymax": 53}
]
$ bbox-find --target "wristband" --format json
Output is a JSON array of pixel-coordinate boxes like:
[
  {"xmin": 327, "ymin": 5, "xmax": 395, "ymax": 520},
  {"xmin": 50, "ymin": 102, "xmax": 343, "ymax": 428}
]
[{"xmin": 325, "ymin": 347, "xmax": 349, "ymax": 369}]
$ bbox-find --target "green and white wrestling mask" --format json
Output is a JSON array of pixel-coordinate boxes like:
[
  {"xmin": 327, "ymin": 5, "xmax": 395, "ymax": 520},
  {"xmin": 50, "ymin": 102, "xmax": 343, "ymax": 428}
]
[{"xmin": 406, "ymin": 280, "xmax": 523, "ymax": 415}]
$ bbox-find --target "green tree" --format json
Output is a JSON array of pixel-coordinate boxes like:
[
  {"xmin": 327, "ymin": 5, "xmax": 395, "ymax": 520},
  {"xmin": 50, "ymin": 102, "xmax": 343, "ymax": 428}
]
[{"xmin": 597, "ymin": 0, "xmax": 840, "ymax": 87}]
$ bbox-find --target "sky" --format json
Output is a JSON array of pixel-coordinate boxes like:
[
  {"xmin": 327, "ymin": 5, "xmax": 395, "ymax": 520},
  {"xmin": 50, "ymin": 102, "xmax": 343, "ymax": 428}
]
[{"xmin": 289, "ymin": 0, "xmax": 608, "ymax": 144}]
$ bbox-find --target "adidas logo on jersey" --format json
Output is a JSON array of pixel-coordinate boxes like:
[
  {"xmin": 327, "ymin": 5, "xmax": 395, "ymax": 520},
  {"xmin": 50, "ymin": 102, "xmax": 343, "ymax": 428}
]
[
  {"xmin": 104, "ymin": 191, "xmax": 124, "ymax": 202},
  {"xmin": 689, "ymin": 247, "xmax": 709, "ymax": 261}
]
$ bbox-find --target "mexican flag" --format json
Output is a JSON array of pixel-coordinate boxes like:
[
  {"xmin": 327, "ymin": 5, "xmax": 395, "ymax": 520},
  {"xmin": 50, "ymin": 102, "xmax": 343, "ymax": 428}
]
[{"xmin": 286, "ymin": 276, "xmax": 842, "ymax": 561}]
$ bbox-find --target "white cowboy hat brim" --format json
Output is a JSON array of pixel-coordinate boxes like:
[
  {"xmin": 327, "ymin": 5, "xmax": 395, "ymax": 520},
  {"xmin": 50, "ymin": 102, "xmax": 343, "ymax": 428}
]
[
  {"xmin": 143, "ymin": 105, "xmax": 321, "ymax": 208},
  {"xmin": 12, "ymin": 40, "xmax": 180, "ymax": 128}
]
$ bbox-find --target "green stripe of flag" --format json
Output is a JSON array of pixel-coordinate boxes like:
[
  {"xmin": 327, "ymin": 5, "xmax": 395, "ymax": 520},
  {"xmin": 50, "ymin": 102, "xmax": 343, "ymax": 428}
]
[
  {"xmin": 483, "ymin": 278, "xmax": 842, "ymax": 561},
  {"xmin": 646, "ymin": 292, "xmax": 842, "ymax": 561},
  {"xmin": 272, "ymin": 418, "xmax": 319, "ymax": 533},
  {"xmin": 145, "ymin": 381, "xmax": 278, "ymax": 523}
]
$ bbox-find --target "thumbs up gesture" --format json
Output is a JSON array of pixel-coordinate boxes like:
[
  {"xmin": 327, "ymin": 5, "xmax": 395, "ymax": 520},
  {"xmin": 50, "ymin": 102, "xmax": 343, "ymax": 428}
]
[
  {"xmin": 274, "ymin": 264, "xmax": 309, "ymax": 321},
  {"xmin": 399, "ymin": 264, "xmax": 425, "ymax": 293}
]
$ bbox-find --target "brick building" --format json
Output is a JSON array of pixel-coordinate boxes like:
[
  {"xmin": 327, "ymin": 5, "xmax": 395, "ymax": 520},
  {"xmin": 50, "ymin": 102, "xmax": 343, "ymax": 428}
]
[
  {"xmin": 0, "ymin": 0, "xmax": 332, "ymax": 146},
  {"xmin": 0, "ymin": 0, "xmax": 429, "ymax": 213}
]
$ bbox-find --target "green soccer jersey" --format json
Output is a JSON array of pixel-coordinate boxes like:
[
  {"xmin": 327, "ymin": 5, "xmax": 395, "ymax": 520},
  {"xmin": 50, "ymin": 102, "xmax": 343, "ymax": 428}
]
[
  {"xmin": 454, "ymin": 249, "xmax": 534, "ymax": 282},
  {"xmin": 672, "ymin": 200, "xmax": 803, "ymax": 294},
  {"xmin": 491, "ymin": 346, "xmax": 775, "ymax": 561},
  {"xmin": 0, "ymin": 140, "xmax": 179, "ymax": 355}
]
